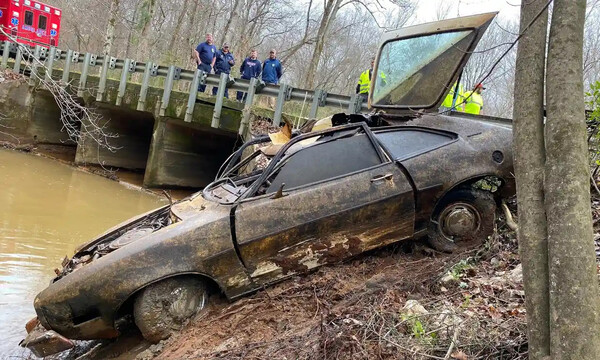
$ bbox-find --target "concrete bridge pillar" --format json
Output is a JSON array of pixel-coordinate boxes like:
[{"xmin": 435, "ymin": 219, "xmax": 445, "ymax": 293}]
[
  {"xmin": 143, "ymin": 117, "xmax": 238, "ymax": 188},
  {"xmin": 0, "ymin": 84, "xmax": 75, "ymax": 146},
  {"xmin": 74, "ymin": 103, "xmax": 155, "ymax": 170},
  {"xmin": 28, "ymin": 89, "xmax": 75, "ymax": 144}
]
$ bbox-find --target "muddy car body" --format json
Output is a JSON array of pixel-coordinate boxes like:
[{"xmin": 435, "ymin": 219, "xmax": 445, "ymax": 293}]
[{"xmin": 26, "ymin": 12, "xmax": 512, "ymax": 354}]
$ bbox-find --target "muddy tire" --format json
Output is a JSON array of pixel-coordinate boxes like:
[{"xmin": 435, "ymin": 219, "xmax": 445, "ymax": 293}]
[
  {"xmin": 428, "ymin": 188, "xmax": 496, "ymax": 253},
  {"xmin": 133, "ymin": 277, "xmax": 208, "ymax": 343}
]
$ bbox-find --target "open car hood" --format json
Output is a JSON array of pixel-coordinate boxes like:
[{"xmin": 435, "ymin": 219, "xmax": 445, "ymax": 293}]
[{"xmin": 370, "ymin": 12, "xmax": 497, "ymax": 114}]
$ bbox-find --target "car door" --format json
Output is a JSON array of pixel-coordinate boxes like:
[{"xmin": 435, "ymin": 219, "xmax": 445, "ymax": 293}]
[{"xmin": 233, "ymin": 126, "xmax": 415, "ymax": 286}]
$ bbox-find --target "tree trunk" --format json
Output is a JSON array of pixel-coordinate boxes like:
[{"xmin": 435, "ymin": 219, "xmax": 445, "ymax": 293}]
[
  {"xmin": 304, "ymin": 0, "xmax": 341, "ymax": 88},
  {"xmin": 512, "ymin": 1, "xmax": 550, "ymax": 358},
  {"xmin": 138, "ymin": 0, "xmax": 156, "ymax": 60},
  {"xmin": 102, "ymin": 0, "xmax": 119, "ymax": 56},
  {"xmin": 546, "ymin": 0, "xmax": 600, "ymax": 358},
  {"xmin": 125, "ymin": 3, "xmax": 139, "ymax": 59},
  {"xmin": 221, "ymin": 0, "xmax": 241, "ymax": 44},
  {"xmin": 167, "ymin": 0, "xmax": 190, "ymax": 56}
]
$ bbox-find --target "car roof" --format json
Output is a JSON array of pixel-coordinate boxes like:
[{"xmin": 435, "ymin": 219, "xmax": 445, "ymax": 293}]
[{"xmin": 380, "ymin": 114, "xmax": 512, "ymax": 138}]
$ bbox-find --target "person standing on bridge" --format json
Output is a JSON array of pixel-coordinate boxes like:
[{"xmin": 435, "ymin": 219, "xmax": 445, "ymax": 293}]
[
  {"xmin": 463, "ymin": 83, "xmax": 485, "ymax": 115},
  {"xmin": 356, "ymin": 57, "xmax": 385, "ymax": 101},
  {"xmin": 194, "ymin": 33, "xmax": 217, "ymax": 93},
  {"xmin": 212, "ymin": 43, "xmax": 235, "ymax": 98},
  {"xmin": 236, "ymin": 49, "xmax": 262, "ymax": 102},
  {"xmin": 262, "ymin": 49, "xmax": 282, "ymax": 108},
  {"xmin": 262, "ymin": 49, "xmax": 282, "ymax": 85}
]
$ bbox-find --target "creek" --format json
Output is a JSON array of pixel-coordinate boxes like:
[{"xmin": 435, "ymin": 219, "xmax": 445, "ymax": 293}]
[{"xmin": 0, "ymin": 149, "xmax": 166, "ymax": 357}]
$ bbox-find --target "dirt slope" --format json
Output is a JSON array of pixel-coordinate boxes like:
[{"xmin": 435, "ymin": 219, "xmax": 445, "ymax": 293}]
[{"xmin": 145, "ymin": 215, "xmax": 526, "ymax": 360}]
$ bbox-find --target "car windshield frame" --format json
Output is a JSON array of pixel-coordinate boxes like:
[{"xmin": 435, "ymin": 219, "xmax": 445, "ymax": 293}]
[
  {"xmin": 371, "ymin": 29, "xmax": 477, "ymax": 109},
  {"xmin": 369, "ymin": 12, "xmax": 497, "ymax": 113}
]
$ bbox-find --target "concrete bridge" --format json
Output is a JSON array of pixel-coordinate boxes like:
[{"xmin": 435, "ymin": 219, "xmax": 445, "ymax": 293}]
[{"xmin": 0, "ymin": 40, "xmax": 367, "ymax": 188}]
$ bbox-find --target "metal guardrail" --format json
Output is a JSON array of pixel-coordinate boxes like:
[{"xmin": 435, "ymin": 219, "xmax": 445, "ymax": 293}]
[{"xmin": 0, "ymin": 40, "xmax": 368, "ymax": 138}]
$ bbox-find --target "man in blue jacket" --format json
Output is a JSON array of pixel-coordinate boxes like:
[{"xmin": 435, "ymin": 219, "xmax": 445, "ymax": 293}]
[
  {"xmin": 236, "ymin": 49, "xmax": 261, "ymax": 102},
  {"xmin": 212, "ymin": 43, "xmax": 235, "ymax": 98},
  {"xmin": 262, "ymin": 49, "xmax": 282, "ymax": 85},
  {"xmin": 194, "ymin": 33, "xmax": 216, "ymax": 93}
]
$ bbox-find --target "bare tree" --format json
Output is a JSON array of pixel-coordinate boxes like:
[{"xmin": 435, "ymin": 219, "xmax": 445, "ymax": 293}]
[
  {"xmin": 545, "ymin": 0, "xmax": 600, "ymax": 357},
  {"xmin": 102, "ymin": 0, "xmax": 120, "ymax": 56},
  {"xmin": 512, "ymin": 1, "xmax": 550, "ymax": 359}
]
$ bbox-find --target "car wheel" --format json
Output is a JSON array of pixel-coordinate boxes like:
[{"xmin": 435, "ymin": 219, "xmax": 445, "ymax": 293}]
[
  {"xmin": 428, "ymin": 188, "xmax": 496, "ymax": 253},
  {"xmin": 133, "ymin": 277, "xmax": 208, "ymax": 343}
]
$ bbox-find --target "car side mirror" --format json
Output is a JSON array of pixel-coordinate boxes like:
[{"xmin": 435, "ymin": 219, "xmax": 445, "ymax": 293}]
[{"xmin": 271, "ymin": 183, "xmax": 286, "ymax": 200}]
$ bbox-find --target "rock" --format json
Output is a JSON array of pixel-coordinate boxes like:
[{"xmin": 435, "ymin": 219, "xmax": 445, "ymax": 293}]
[
  {"xmin": 509, "ymin": 264, "xmax": 523, "ymax": 283},
  {"xmin": 435, "ymin": 309, "xmax": 461, "ymax": 327},
  {"xmin": 441, "ymin": 272, "xmax": 456, "ymax": 284},
  {"xmin": 403, "ymin": 300, "xmax": 428, "ymax": 316}
]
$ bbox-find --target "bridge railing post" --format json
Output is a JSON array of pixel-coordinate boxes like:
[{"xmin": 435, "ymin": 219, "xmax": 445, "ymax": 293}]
[
  {"xmin": 211, "ymin": 72, "xmax": 229, "ymax": 128},
  {"xmin": 45, "ymin": 47, "xmax": 56, "ymax": 82},
  {"xmin": 2, "ymin": 41, "xmax": 10, "ymax": 69},
  {"xmin": 309, "ymin": 89, "xmax": 327, "ymax": 119},
  {"xmin": 137, "ymin": 62, "xmax": 153, "ymax": 111},
  {"xmin": 239, "ymin": 77, "xmax": 257, "ymax": 139},
  {"xmin": 13, "ymin": 46, "xmax": 22, "ymax": 74},
  {"xmin": 28, "ymin": 45, "xmax": 42, "ymax": 86},
  {"xmin": 96, "ymin": 55, "xmax": 115, "ymax": 102},
  {"xmin": 185, "ymin": 69, "xmax": 202, "ymax": 122},
  {"xmin": 347, "ymin": 94, "xmax": 362, "ymax": 114},
  {"xmin": 116, "ymin": 59, "xmax": 133, "ymax": 106},
  {"xmin": 77, "ymin": 53, "xmax": 96, "ymax": 97},
  {"xmin": 61, "ymin": 49, "xmax": 73, "ymax": 84},
  {"xmin": 160, "ymin": 65, "xmax": 179, "ymax": 116},
  {"xmin": 273, "ymin": 83, "xmax": 290, "ymax": 125}
]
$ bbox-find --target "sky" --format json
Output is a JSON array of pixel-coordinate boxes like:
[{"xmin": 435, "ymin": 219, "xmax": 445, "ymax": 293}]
[{"xmin": 413, "ymin": 0, "xmax": 521, "ymax": 22}]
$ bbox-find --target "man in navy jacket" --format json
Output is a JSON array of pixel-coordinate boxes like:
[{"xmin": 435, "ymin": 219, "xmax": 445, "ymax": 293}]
[
  {"xmin": 262, "ymin": 49, "xmax": 282, "ymax": 85},
  {"xmin": 194, "ymin": 33, "xmax": 216, "ymax": 92},
  {"xmin": 237, "ymin": 49, "xmax": 261, "ymax": 102},
  {"xmin": 212, "ymin": 43, "xmax": 235, "ymax": 98}
]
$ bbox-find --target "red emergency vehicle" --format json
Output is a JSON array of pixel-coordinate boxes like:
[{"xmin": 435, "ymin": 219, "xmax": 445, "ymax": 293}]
[{"xmin": 0, "ymin": 0, "xmax": 61, "ymax": 48}]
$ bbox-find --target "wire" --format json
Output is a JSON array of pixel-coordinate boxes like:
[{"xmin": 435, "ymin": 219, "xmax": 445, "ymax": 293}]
[{"xmin": 437, "ymin": 0, "xmax": 553, "ymax": 116}]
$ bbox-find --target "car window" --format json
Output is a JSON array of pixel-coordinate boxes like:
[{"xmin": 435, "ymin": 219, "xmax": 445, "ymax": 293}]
[
  {"xmin": 264, "ymin": 133, "xmax": 382, "ymax": 194},
  {"xmin": 375, "ymin": 129, "xmax": 456, "ymax": 160}
]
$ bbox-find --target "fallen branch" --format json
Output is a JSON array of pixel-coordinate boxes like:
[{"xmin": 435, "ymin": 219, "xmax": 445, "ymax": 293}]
[
  {"xmin": 501, "ymin": 200, "xmax": 519, "ymax": 232},
  {"xmin": 444, "ymin": 324, "xmax": 461, "ymax": 359}
]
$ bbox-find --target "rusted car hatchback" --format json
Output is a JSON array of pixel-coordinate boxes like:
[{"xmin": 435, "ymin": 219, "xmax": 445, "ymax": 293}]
[{"xmin": 23, "ymin": 12, "xmax": 512, "ymax": 356}]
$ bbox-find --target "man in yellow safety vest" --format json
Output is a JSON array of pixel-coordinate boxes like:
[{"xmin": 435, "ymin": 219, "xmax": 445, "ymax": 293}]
[
  {"xmin": 356, "ymin": 58, "xmax": 386, "ymax": 101},
  {"xmin": 441, "ymin": 82, "xmax": 465, "ymax": 112},
  {"xmin": 463, "ymin": 83, "xmax": 485, "ymax": 115}
]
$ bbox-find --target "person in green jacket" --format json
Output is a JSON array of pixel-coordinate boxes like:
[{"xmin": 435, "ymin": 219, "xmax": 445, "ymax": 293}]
[
  {"xmin": 356, "ymin": 58, "xmax": 386, "ymax": 101},
  {"xmin": 463, "ymin": 83, "xmax": 485, "ymax": 115},
  {"xmin": 441, "ymin": 82, "xmax": 465, "ymax": 112}
]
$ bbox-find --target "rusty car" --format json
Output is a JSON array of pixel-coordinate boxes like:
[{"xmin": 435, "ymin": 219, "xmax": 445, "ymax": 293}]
[{"xmin": 22, "ymin": 12, "xmax": 514, "ymax": 356}]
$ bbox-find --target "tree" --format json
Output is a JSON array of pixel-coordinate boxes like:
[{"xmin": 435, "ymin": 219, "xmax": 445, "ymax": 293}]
[
  {"xmin": 102, "ymin": 0, "xmax": 120, "ymax": 56},
  {"xmin": 514, "ymin": 0, "xmax": 600, "ymax": 358},
  {"xmin": 545, "ymin": 0, "xmax": 600, "ymax": 357},
  {"xmin": 512, "ymin": 1, "xmax": 550, "ymax": 358}
]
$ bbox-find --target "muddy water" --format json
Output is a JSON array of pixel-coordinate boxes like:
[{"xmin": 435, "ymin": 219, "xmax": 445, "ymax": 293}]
[{"xmin": 0, "ymin": 149, "xmax": 167, "ymax": 357}]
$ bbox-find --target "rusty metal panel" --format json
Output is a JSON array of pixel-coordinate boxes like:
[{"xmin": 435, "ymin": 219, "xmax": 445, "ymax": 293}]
[{"xmin": 234, "ymin": 162, "xmax": 414, "ymax": 286}]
